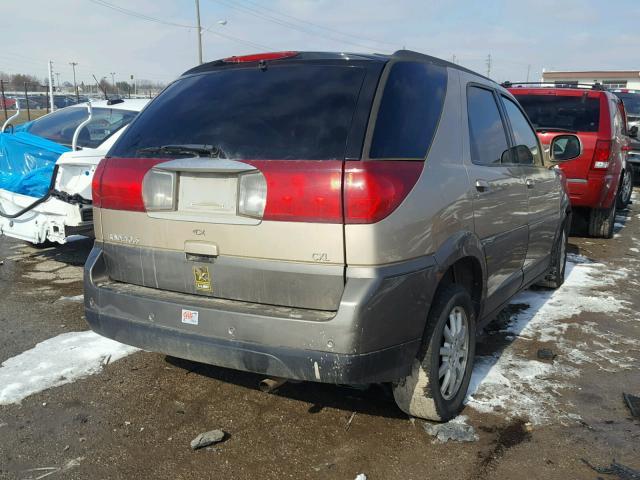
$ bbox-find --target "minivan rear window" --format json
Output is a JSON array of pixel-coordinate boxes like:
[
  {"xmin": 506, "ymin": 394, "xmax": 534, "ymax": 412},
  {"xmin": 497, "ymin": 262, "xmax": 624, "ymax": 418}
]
[
  {"xmin": 514, "ymin": 94, "xmax": 600, "ymax": 132},
  {"xmin": 110, "ymin": 65, "xmax": 366, "ymax": 160}
]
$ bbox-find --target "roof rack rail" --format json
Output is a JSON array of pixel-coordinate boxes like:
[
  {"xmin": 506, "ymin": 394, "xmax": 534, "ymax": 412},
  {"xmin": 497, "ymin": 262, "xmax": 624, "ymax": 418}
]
[{"xmin": 501, "ymin": 81, "xmax": 606, "ymax": 91}]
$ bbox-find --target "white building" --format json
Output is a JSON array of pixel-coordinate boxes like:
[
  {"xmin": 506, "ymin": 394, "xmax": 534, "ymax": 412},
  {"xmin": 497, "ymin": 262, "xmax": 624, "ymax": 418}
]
[{"xmin": 541, "ymin": 70, "xmax": 640, "ymax": 90}]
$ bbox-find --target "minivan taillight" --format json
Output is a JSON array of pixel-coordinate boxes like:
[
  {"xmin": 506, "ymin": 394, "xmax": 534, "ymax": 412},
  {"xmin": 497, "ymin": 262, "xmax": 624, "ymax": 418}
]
[
  {"xmin": 92, "ymin": 158, "xmax": 165, "ymax": 211},
  {"xmin": 344, "ymin": 161, "xmax": 424, "ymax": 224},
  {"xmin": 245, "ymin": 161, "xmax": 343, "ymax": 223},
  {"xmin": 591, "ymin": 140, "xmax": 612, "ymax": 170}
]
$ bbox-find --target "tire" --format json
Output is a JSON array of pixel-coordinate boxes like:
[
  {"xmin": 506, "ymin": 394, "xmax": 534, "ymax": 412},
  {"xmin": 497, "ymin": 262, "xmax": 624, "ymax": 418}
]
[
  {"xmin": 588, "ymin": 204, "xmax": 615, "ymax": 238},
  {"xmin": 617, "ymin": 169, "xmax": 633, "ymax": 209},
  {"xmin": 536, "ymin": 220, "xmax": 568, "ymax": 289},
  {"xmin": 392, "ymin": 284, "xmax": 476, "ymax": 421}
]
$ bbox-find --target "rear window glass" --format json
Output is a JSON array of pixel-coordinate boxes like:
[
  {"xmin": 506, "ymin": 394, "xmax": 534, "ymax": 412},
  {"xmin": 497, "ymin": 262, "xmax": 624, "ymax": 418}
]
[
  {"xmin": 110, "ymin": 65, "xmax": 366, "ymax": 160},
  {"xmin": 28, "ymin": 107, "xmax": 138, "ymax": 148},
  {"xmin": 513, "ymin": 94, "xmax": 600, "ymax": 132},
  {"xmin": 370, "ymin": 62, "xmax": 447, "ymax": 159}
]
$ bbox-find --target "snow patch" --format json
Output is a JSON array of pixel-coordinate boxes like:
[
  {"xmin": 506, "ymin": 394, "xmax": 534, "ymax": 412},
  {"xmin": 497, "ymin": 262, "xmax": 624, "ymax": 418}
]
[
  {"xmin": 466, "ymin": 259, "xmax": 631, "ymax": 424},
  {"xmin": 0, "ymin": 331, "xmax": 138, "ymax": 405}
]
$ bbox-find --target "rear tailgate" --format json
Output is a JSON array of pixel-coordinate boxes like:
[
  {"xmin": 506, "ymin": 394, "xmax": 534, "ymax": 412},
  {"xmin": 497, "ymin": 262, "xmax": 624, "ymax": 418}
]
[{"xmin": 94, "ymin": 59, "xmax": 382, "ymax": 311}]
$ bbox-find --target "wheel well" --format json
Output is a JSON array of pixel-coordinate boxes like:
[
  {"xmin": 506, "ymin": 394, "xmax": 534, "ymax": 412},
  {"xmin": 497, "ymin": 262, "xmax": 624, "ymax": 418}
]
[{"xmin": 437, "ymin": 257, "xmax": 483, "ymax": 317}]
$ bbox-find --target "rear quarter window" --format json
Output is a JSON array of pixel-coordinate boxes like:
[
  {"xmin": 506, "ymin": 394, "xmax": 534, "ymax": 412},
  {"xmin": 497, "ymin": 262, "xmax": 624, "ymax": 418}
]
[{"xmin": 369, "ymin": 61, "xmax": 447, "ymax": 159}]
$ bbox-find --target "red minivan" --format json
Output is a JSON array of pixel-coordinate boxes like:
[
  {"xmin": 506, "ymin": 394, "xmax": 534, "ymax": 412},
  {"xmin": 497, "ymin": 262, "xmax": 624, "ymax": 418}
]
[{"xmin": 508, "ymin": 84, "xmax": 631, "ymax": 238}]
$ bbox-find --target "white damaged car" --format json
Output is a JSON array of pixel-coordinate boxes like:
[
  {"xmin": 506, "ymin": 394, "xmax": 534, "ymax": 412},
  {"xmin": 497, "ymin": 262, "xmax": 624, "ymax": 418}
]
[{"xmin": 0, "ymin": 98, "xmax": 148, "ymax": 245}]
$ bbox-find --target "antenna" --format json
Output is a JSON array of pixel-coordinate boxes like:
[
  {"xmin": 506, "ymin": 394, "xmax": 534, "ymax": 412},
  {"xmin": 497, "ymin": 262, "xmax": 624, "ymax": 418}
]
[
  {"xmin": 93, "ymin": 74, "xmax": 108, "ymax": 100},
  {"xmin": 486, "ymin": 54, "xmax": 492, "ymax": 78}
]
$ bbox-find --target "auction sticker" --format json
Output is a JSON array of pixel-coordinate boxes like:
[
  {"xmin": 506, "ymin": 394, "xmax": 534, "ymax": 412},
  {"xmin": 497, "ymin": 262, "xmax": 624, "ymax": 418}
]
[{"xmin": 181, "ymin": 309, "xmax": 199, "ymax": 326}]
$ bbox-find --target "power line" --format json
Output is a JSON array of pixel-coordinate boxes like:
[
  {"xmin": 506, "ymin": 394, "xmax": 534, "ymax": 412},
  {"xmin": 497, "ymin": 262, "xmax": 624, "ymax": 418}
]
[
  {"xmin": 203, "ymin": 28, "xmax": 272, "ymax": 52},
  {"xmin": 88, "ymin": 0, "xmax": 193, "ymax": 28},
  {"xmin": 232, "ymin": 0, "xmax": 398, "ymax": 49},
  {"xmin": 207, "ymin": 0, "xmax": 388, "ymax": 52}
]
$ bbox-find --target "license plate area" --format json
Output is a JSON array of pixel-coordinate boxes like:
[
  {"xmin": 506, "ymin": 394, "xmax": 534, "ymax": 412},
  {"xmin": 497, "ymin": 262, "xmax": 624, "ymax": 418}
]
[
  {"xmin": 146, "ymin": 172, "xmax": 259, "ymax": 225},
  {"xmin": 179, "ymin": 173, "xmax": 237, "ymax": 216}
]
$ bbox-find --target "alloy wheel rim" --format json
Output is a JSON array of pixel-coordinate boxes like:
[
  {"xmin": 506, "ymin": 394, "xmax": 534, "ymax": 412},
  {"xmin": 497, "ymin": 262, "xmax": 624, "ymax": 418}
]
[{"xmin": 439, "ymin": 306, "xmax": 470, "ymax": 400}]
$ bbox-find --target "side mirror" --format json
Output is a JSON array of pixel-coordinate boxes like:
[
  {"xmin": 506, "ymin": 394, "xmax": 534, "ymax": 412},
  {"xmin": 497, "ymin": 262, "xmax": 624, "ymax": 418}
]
[
  {"xmin": 550, "ymin": 134, "xmax": 582, "ymax": 163},
  {"xmin": 629, "ymin": 125, "xmax": 638, "ymax": 139},
  {"xmin": 501, "ymin": 145, "xmax": 534, "ymax": 165}
]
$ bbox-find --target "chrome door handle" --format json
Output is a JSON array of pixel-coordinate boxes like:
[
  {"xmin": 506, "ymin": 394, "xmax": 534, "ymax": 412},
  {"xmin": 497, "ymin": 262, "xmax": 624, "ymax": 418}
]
[
  {"xmin": 526, "ymin": 178, "xmax": 535, "ymax": 189},
  {"xmin": 475, "ymin": 179, "xmax": 490, "ymax": 192}
]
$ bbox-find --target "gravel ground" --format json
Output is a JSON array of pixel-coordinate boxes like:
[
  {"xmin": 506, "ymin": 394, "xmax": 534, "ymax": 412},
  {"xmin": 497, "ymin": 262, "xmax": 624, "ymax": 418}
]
[{"xmin": 0, "ymin": 195, "xmax": 639, "ymax": 480}]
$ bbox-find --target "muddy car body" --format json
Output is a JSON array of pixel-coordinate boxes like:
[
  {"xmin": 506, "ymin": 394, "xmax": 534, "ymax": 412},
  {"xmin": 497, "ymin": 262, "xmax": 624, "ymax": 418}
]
[{"xmin": 85, "ymin": 51, "xmax": 571, "ymax": 420}]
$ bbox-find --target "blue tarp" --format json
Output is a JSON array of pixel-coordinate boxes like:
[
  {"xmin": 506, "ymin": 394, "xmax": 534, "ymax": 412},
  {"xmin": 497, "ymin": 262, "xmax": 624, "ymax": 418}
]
[{"xmin": 0, "ymin": 126, "xmax": 71, "ymax": 197}]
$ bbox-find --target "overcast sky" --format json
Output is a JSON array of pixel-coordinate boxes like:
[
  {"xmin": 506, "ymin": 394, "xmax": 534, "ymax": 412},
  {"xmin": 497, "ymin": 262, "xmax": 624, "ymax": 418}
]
[{"xmin": 2, "ymin": 0, "xmax": 639, "ymax": 87}]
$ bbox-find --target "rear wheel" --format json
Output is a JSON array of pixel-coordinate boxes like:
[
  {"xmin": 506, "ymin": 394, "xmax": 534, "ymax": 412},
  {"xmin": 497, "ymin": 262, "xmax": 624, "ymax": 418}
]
[
  {"xmin": 536, "ymin": 221, "xmax": 568, "ymax": 289},
  {"xmin": 588, "ymin": 204, "xmax": 615, "ymax": 238},
  {"xmin": 392, "ymin": 284, "xmax": 476, "ymax": 421},
  {"xmin": 617, "ymin": 169, "xmax": 632, "ymax": 209}
]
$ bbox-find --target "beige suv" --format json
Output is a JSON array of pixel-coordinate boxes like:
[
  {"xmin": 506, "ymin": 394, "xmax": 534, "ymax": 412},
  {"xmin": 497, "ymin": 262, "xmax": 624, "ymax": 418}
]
[{"xmin": 85, "ymin": 50, "xmax": 573, "ymax": 421}]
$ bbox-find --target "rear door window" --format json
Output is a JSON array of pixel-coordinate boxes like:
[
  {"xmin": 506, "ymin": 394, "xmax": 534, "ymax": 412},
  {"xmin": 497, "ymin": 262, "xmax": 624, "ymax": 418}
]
[
  {"xmin": 467, "ymin": 86, "xmax": 509, "ymax": 166},
  {"xmin": 369, "ymin": 62, "xmax": 447, "ymax": 159},
  {"xmin": 501, "ymin": 96, "xmax": 542, "ymax": 165},
  {"xmin": 514, "ymin": 94, "xmax": 600, "ymax": 132},
  {"xmin": 110, "ymin": 65, "xmax": 367, "ymax": 160}
]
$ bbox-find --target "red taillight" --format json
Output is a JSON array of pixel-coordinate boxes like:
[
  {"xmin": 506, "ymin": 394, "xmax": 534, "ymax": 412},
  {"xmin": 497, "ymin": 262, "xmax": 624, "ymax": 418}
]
[
  {"xmin": 223, "ymin": 51, "xmax": 298, "ymax": 63},
  {"xmin": 245, "ymin": 161, "xmax": 343, "ymax": 223},
  {"xmin": 92, "ymin": 159, "xmax": 108, "ymax": 207},
  {"xmin": 92, "ymin": 158, "xmax": 165, "ymax": 211},
  {"xmin": 591, "ymin": 140, "xmax": 612, "ymax": 170},
  {"xmin": 344, "ymin": 161, "xmax": 423, "ymax": 224}
]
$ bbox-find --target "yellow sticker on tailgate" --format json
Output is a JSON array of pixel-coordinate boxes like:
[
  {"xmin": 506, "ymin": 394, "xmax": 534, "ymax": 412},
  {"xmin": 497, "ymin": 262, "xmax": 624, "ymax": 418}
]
[{"xmin": 193, "ymin": 266, "xmax": 213, "ymax": 292}]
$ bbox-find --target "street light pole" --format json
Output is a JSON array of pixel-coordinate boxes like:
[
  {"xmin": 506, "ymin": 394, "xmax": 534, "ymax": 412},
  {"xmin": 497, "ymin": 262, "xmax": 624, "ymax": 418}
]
[
  {"xmin": 69, "ymin": 62, "xmax": 79, "ymax": 103},
  {"xmin": 55, "ymin": 72, "xmax": 60, "ymax": 91},
  {"xmin": 195, "ymin": 0, "xmax": 203, "ymax": 65}
]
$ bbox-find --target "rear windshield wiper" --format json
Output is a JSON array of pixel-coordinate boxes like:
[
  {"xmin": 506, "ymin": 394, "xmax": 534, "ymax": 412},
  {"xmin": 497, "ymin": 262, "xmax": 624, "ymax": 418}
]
[
  {"xmin": 137, "ymin": 144, "xmax": 226, "ymax": 158},
  {"xmin": 535, "ymin": 127, "xmax": 577, "ymax": 134}
]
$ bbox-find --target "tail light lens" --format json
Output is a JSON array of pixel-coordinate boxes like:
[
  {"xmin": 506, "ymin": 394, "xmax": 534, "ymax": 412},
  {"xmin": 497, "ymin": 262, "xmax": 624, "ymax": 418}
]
[
  {"xmin": 245, "ymin": 161, "xmax": 343, "ymax": 223},
  {"xmin": 92, "ymin": 158, "xmax": 165, "ymax": 211},
  {"xmin": 93, "ymin": 158, "xmax": 423, "ymax": 224},
  {"xmin": 142, "ymin": 169, "xmax": 176, "ymax": 211},
  {"xmin": 592, "ymin": 140, "xmax": 612, "ymax": 170},
  {"xmin": 238, "ymin": 172, "xmax": 267, "ymax": 218},
  {"xmin": 344, "ymin": 161, "xmax": 424, "ymax": 224}
]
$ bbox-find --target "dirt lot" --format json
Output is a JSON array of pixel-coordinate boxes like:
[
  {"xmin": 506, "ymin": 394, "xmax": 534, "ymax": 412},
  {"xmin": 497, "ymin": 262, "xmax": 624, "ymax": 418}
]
[{"xmin": 0, "ymin": 196, "xmax": 639, "ymax": 479}]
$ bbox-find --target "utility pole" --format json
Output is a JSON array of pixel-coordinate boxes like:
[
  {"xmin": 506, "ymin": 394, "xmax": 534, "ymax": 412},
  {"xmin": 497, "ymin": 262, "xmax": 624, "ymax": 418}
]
[
  {"xmin": 55, "ymin": 72, "xmax": 60, "ymax": 91},
  {"xmin": 110, "ymin": 72, "xmax": 116, "ymax": 95},
  {"xmin": 451, "ymin": 54, "xmax": 456, "ymax": 65},
  {"xmin": 195, "ymin": 0, "xmax": 203, "ymax": 65},
  {"xmin": 69, "ymin": 62, "xmax": 79, "ymax": 102},
  {"xmin": 48, "ymin": 60, "xmax": 55, "ymax": 111},
  {"xmin": 526, "ymin": 64, "xmax": 531, "ymax": 82},
  {"xmin": 486, "ymin": 54, "xmax": 492, "ymax": 78}
]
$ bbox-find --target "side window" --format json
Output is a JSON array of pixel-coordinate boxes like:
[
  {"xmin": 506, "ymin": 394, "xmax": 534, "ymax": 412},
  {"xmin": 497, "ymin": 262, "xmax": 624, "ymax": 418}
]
[
  {"xmin": 502, "ymin": 97, "xmax": 542, "ymax": 166},
  {"xmin": 369, "ymin": 62, "xmax": 447, "ymax": 159},
  {"xmin": 467, "ymin": 86, "xmax": 509, "ymax": 165}
]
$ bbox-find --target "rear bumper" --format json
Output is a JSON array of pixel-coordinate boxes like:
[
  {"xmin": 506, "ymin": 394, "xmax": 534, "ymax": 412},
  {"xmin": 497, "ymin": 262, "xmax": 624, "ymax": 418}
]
[
  {"xmin": 566, "ymin": 173, "xmax": 616, "ymax": 209},
  {"xmin": 84, "ymin": 244, "xmax": 437, "ymax": 384}
]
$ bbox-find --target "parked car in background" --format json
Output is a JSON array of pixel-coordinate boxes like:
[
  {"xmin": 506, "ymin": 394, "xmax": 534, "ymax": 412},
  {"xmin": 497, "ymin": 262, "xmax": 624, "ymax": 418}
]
[
  {"xmin": 0, "ymin": 98, "xmax": 148, "ymax": 245},
  {"xmin": 85, "ymin": 50, "xmax": 572, "ymax": 421},
  {"xmin": 508, "ymin": 83, "xmax": 631, "ymax": 237},
  {"xmin": 611, "ymin": 89, "xmax": 640, "ymax": 181}
]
